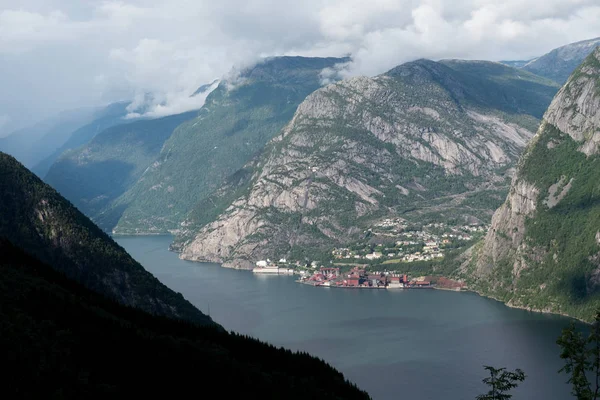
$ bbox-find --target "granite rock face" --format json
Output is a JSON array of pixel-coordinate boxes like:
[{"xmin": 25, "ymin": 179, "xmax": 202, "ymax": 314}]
[{"xmin": 177, "ymin": 59, "xmax": 557, "ymax": 268}]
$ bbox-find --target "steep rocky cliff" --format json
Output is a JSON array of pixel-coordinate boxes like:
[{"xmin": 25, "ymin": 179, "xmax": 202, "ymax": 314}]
[
  {"xmin": 176, "ymin": 60, "xmax": 559, "ymax": 269},
  {"xmin": 470, "ymin": 48, "xmax": 600, "ymax": 321}
]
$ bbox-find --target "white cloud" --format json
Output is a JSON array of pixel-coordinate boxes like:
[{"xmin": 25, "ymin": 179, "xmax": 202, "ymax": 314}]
[
  {"xmin": 0, "ymin": 0, "xmax": 599, "ymax": 127},
  {"xmin": 125, "ymin": 79, "xmax": 220, "ymax": 119}
]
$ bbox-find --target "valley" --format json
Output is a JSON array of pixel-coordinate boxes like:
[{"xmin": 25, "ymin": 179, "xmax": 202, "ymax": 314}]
[
  {"xmin": 2, "ymin": 15, "xmax": 600, "ymax": 398},
  {"xmin": 22, "ymin": 37, "xmax": 598, "ymax": 324}
]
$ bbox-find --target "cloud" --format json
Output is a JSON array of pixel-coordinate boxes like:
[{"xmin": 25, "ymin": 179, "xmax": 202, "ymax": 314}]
[
  {"xmin": 125, "ymin": 79, "xmax": 220, "ymax": 119},
  {"xmin": 317, "ymin": 0, "xmax": 600, "ymax": 77},
  {"xmin": 0, "ymin": 0, "xmax": 599, "ymax": 128}
]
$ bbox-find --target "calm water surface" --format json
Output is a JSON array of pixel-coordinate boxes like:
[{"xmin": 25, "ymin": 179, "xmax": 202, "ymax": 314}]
[{"xmin": 116, "ymin": 235, "xmax": 582, "ymax": 400}]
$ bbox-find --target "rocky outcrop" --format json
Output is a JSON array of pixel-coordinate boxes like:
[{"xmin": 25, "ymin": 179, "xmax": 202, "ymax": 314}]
[
  {"xmin": 471, "ymin": 48, "xmax": 600, "ymax": 321},
  {"xmin": 178, "ymin": 59, "xmax": 558, "ymax": 268},
  {"xmin": 474, "ymin": 179, "xmax": 539, "ymax": 279},
  {"xmin": 544, "ymin": 60, "xmax": 600, "ymax": 156}
]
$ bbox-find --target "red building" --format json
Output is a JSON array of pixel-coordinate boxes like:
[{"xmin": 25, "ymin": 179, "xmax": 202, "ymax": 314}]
[{"xmin": 346, "ymin": 278, "xmax": 360, "ymax": 287}]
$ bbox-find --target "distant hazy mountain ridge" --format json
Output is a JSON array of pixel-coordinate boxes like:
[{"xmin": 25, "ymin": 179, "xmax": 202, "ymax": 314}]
[
  {"xmin": 0, "ymin": 108, "xmax": 100, "ymax": 169},
  {"xmin": 44, "ymin": 111, "xmax": 198, "ymax": 230},
  {"xmin": 522, "ymin": 37, "xmax": 600, "ymax": 83},
  {"xmin": 33, "ymin": 101, "xmax": 131, "ymax": 177}
]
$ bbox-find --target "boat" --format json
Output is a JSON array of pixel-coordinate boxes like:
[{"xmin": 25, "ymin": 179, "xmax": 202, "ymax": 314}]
[{"xmin": 252, "ymin": 266, "xmax": 280, "ymax": 274}]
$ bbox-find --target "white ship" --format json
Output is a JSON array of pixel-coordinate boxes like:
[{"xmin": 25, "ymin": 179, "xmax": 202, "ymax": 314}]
[
  {"xmin": 253, "ymin": 260, "xmax": 294, "ymax": 275},
  {"xmin": 252, "ymin": 266, "xmax": 281, "ymax": 274},
  {"xmin": 252, "ymin": 267, "xmax": 295, "ymax": 274}
]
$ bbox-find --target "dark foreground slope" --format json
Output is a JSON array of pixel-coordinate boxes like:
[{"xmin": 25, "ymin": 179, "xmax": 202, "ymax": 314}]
[
  {"xmin": 0, "ymin": 239, "xmax": 369, "ymax": 400},
  {"xmin": 0, "ymin": 152, "xmax": 212, "ymax": 325}
]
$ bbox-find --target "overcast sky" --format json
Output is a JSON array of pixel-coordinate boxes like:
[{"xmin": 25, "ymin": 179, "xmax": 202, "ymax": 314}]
[{"xmin": 1, "ymin": 0, "xmax": 599, "ymax": 136}]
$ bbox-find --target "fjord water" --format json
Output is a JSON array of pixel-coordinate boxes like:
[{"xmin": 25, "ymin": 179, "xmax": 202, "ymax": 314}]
[{"xmin": 117, "ymin": 236, "xmax": 578, "ymax": 400}]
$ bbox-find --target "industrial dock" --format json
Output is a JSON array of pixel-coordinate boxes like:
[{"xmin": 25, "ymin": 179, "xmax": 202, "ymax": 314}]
[{"xmin": 297, "ymin": 266, "xmax": 433, "ymax": 289}]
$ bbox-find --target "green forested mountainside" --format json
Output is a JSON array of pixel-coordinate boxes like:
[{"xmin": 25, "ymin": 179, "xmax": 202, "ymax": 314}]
[
  {"xmin": 522, "ymin": 37, "xmax": 600, "ymax": 83},
  {"xmin": 469, "ymin": 48, "xmax": 600, "ymax": 322},
  {"xmin": 0, "ymin": 152, "xmax": 213, "ymax": 325},
  {"xmin": 44, "ymin": 111, "xmax": 197, "ymax": 230},
  {"xmin": 176, "ymin": 59, "xmax": 560, "ymax": 268},
  {"xmin": 33, "ymin": 101, "xmax": 130, "ymax": 177},
  {"xmin": 0, "ymin": 107, "xmax": 99, "ymax": 169},
  {"xmin": 0, "ymin": 239, "xmax": 369, "ymax": 400},
  {"xmin": 438, "ymin": 59, "xmax": 560, "ymax": 118},
  {"xmin": 112, "ymin": 56, "xmax": 348, "ymax": 234}
]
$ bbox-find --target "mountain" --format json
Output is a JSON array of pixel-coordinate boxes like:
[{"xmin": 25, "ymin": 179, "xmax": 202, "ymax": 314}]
[
  {"xmin": 0, "ymin": 238, "xmax": 369, "ymax": 399},
  {"xmin": 0, "ymin": 152, "xmax": 213, "ymax": 325},
  {"xmin": 174, "ymin": 59, "xmax": 560, "ymax": 269},
  {"xmin": 0, "ymin": 107, "xmax": 100, "ymax": 168},
  {"xmin": 468, "ymin": 48, "xmax": 600, "ymax": 322},
  {"xmin": 33, "ymin": 102, "xmax": 130, "ymax": 177},
  {"xmin": 44, "ymin": 111, "xmax": 198, "ymax": 230},
  {"xmin": 500, "ymin": 60, "xmax": 532, "ymax": 69},
  {"xmin": 111, "ymin": 56, "xmax": 349, "ymax": 235},
  {"xmin": 522, "ymin": 37, "xmax": 600, "ymax": 83}
]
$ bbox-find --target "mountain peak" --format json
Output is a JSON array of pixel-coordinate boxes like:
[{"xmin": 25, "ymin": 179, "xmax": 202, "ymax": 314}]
[
  {"xmin": 385, "ymin": 58, "xmax": 452, "ymax": 79},
  {"xmin": 543, "ymin": 47, "xmax": 600, "ymax": 155},
  {"xmin": 235, "ymin": 56, "xmax": 350, "ymax": 86},
  {"xmin": 522, "ymin": 37, "xmax": 600, "ymax": 83}
]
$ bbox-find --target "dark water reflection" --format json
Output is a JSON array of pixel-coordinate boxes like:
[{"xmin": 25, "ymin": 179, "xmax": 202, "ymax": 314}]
[{"xmin": 117, "ymin": 235, "xmax": 584, "ymax": 400}]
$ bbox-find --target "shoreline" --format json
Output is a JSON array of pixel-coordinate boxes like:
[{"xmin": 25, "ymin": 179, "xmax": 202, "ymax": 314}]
[
  {"xmin": 156, "ymin": 237, "xmax": 589, "ymax": 324},
  {"xmin": 296, "ymin": 279, "xmax": 436, "ymax": 290},
  {"xmin": 467, "ymin": 288, "xmax": 591, "ymax": 325}
]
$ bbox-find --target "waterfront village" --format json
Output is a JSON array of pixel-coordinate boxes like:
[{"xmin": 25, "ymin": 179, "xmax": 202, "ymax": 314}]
[{"xmin": 252, "ymin": 219, "xmax": 488, "ymax": 290}]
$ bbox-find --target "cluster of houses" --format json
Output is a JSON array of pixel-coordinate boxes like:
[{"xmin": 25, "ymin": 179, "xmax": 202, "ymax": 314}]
[
  {"xmin": 331, "ymin": 221, "xmax": 488, "ymax": 264},
  {"xmin": 299, "ymin": 266, "xmax": 432, "ymax": 289}
]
